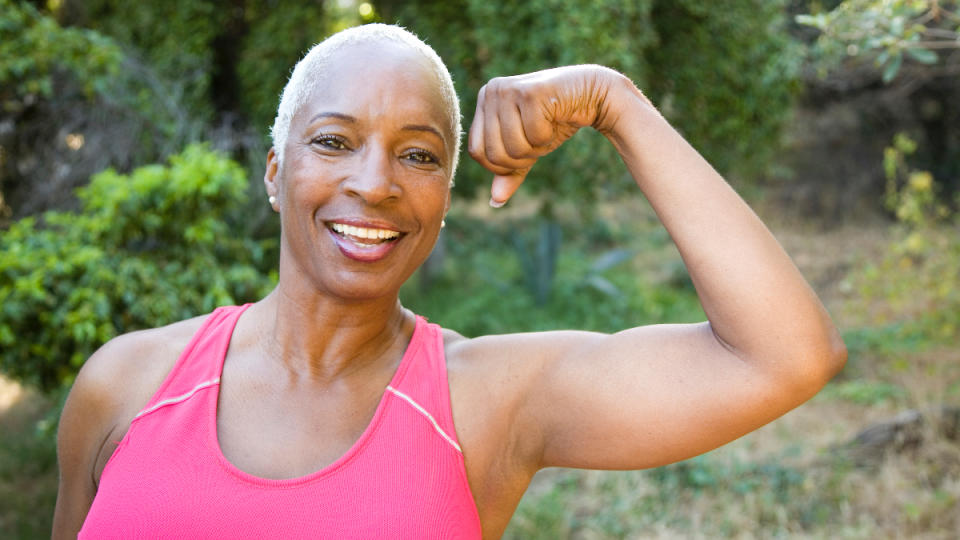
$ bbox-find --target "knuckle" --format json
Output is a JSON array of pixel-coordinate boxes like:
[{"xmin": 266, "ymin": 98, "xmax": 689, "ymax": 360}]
[
  {"xmin": 484, "ymin": 149, "xmax": 515, "ymax": 172},
  {"xmin": 504, "ymin": 144, "xmax": 528, "ymax": 160},
  {"xmin": 503, "ymin": 83, "xmax": 523, "ymax": 99},
  {"xmin": 528, "ymin": 132, "xmax": 552, "ymax": 149},
  {"xmin": 467, "ymin": 142, "xmax": 484, "ymax": 162},
  {"xmin": 484, "ymin": 145, "xmax": 504, "ymax": 165}
]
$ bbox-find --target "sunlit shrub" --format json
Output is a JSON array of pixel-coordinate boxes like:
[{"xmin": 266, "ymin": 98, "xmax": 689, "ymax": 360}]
[
  {"xmin": 851, "ymin": 133, "xmax": 959, "ymax": 341},
  {"xmin": 0, "ymin": 145, "xmax": 276, "ymax": 390}
]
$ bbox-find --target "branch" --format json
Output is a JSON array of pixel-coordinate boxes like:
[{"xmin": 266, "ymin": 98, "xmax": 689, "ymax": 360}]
[{"xmin": 906, "ymin": 40, "xmax": 960, "ymax": 49}]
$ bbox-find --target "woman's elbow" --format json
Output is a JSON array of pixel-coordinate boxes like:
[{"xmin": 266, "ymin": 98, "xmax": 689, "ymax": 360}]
[
  {"xmin": 792, "ymin": 328, "xmax": 848, "ymax": 396},
  {"xmin": 822, "ymin": 329, "xmax": 848, "ymax": 381}
]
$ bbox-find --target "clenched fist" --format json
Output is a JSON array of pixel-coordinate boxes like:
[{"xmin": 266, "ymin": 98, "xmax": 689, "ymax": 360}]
[{"xmin": 467, "ymin": 64, "xmax": 649, "ymax": 206}]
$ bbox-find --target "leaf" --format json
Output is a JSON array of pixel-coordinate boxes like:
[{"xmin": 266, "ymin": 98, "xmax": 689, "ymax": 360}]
[
  {"xmin": 584, "ymin": 275, "xmax": 622, "ymax": 299},
  {"xmin": 890, "ymin": 16, "xmax": 904, "ymax": 37},
  {"xmin": 882, "ymin": 52, "xmax": 903, "ymax": 83},
  {"xmin": 590, "ymin": 248, "xmax": 635, "ymax": 273},
  {"xmin": 905, "ymin": 47, "xmax": 938, "ymax": 65},
  {"xmin": 794, "ymin": 14, "xmax": 826, "ymax": 30}
]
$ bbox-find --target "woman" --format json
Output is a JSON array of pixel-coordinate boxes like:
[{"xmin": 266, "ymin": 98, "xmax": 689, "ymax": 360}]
[{"xmin": 53, "ymin": 24, "xmax": 846, "ymax": 539}]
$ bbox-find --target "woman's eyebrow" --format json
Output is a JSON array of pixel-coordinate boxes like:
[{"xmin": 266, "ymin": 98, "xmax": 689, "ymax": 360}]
[
  {"xmin": 402, "ymin": 124, "xmax": 444, "ymax": 141},
  {"xmin": 308, "ymin": 111, "xmax": 357, "ymax": 124}
]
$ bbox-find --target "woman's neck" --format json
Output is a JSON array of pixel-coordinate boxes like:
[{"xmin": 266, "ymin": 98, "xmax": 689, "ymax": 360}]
[{"xmin": 246, "ymin": 284, "xmax": 414, "ymax": 383}]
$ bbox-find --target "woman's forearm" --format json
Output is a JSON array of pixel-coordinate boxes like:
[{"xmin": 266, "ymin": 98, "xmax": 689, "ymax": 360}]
[{"xmin": 603, "ymin": 77, "xmax": 846, "ymax": 387}]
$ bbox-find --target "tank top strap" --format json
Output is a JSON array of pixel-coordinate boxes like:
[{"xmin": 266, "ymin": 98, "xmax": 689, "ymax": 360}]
[
  {"xmin": 388, "ymin": 316, "xmax": 461, "ymax": 450},
  {"xmin": 136, "ymin": 304, "xmax": 250, "ymax": 418}
]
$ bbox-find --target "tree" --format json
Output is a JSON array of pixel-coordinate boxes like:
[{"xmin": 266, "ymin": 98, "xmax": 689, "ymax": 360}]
[
  {"xmin": 797, "ymin": 0, "xmax": 960, "ymax": 199},
  {"xmin": 798, "ymin": 0, "xmax": 960, "ymax": 83}
]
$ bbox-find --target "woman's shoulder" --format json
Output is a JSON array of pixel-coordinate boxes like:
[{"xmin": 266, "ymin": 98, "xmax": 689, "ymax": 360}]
[
  {"xmin": 62, "ymin": 314, "xmax": 213, "ymax": 459},
  {"xmin": 441, "ymin": 327, "xmax": 589, "ymax": 399},
  {"xmin": 441, "ymin": 326, "xmax": 596, "ymax": 367},
  {"xmin": 76, "ymin": 314, "xmax": 211, "ymax": 404}
]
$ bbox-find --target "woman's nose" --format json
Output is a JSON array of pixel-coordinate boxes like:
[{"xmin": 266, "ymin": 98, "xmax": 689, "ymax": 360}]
[{"xmin": 342, "ymin": 146, "xmax": 401, "ymax": 205}]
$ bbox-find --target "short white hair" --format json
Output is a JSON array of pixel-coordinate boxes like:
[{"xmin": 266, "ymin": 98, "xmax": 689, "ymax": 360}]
[{"xmin": 270, "ymin": 24, "xmax": 462, "ymax": 178}]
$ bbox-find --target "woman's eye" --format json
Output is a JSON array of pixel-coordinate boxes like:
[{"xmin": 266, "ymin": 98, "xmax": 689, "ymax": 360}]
[
  {"xmin": 313, "ymin": 135, "xmax": 347, "ymax": 150},
  {"xmin": 405, "ymin": 149, "xmax": 439, "ymax": 165}
]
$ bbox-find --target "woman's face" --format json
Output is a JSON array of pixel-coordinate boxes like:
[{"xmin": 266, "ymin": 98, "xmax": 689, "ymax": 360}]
[{"xmin": 267, "ymin": 41, "xmax": 455, "ymax": 301}]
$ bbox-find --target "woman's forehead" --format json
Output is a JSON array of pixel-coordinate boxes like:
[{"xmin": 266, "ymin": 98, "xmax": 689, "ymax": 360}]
[{"xmin": 295, "ymin": 42, "xmax": 451, "ymax": 138}]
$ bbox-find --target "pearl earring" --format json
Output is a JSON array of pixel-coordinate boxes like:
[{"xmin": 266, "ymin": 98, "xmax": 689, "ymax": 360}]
[
  {"xmin": 441, "ymin": 219, "xmax": 446, "ymax": 229},
  {"xmin": 268, "ymin": 196, "xmax": 277, "ymax": 205}
]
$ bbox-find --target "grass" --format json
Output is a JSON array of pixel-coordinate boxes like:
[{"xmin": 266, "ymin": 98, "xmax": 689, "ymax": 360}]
[{"xmin": 1, "ymin": 197, "xmax": 958, "ymax": 538}]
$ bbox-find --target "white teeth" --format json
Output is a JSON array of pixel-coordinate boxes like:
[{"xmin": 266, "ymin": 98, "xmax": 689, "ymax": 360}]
[{"xmin": 330, "ymin": 222, "xmax": 400, "ymax": 240}]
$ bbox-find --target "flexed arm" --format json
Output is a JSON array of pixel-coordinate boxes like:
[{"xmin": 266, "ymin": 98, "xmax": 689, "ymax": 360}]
[{"xmin": 463, "ymin": 65, "xmax": 846, "ymax": 471}]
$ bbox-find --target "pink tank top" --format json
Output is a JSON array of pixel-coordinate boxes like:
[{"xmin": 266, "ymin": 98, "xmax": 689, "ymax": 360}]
[{"xmin": 80, "ymin": 305, "xmax": 482, "ymax": 538}]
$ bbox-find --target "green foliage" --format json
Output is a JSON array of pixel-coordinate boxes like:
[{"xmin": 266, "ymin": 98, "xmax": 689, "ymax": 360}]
[
  {"xmin": 0, "ymin": 0, "xmax": 122, "ymax": 109},
  {"xmin": 796, "ymin": 1, "xmax": 960, "ymax": 206},
  {"xmin": 63, "ymin": 0, "xmax": 346, "ymax": 136},
  {"xmin": 647, "ymin": 0, "xmax": 803, "ymax": 178},
  {"xmin": 236, "ymin": 1, "xmax": 331, "ymax": 132},
  {"xmin": 819, "ymin": 379, "xmax": 907, "ymax": 405},
  {"xmin": 400, "ymin": 214, "xmax": 704, "ymax": 336},
  {"xmin": 0, "ymin": 145, "xmax": 276, "ymax": 390},
  {"xmin": 883, "ymin": 133, "xmax": 950, "ymax": 229},
  {"xmin": 66, "ymin": 0, "xmax": 226, "ymax": 122},
  {"xmin": 797, "ymin": 0, "xmax": 958, "ymax": 82}
]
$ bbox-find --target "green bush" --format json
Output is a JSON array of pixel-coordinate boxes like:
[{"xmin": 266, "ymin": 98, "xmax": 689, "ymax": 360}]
[{"xmin": 0, "ymin": 145, "xmax": 276, "ymax": 391}]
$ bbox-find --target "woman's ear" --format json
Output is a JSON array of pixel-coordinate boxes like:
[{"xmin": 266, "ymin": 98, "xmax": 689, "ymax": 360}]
[{"xmin": 264, "ymin": 148, "xmax": 280, "ymax": 211}]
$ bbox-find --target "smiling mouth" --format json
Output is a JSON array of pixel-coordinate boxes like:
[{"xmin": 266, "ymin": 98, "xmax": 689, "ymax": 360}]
[{"xmin": 327, "ymin": 222, "xmax": 402, "ymax": 246}]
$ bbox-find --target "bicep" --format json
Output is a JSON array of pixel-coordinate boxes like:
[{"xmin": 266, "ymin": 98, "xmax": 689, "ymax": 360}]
[{"xmin": 522, "ymin": 323, "xmax": 801, "ymax": 470}]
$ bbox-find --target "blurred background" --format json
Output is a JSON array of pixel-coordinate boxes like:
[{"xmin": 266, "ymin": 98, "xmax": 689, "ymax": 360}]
[{"xmin": 1, "ymin": 0, "xmax": 958, "ymax": 537}]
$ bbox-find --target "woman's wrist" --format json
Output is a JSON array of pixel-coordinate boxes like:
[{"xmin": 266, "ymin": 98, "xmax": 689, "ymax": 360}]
[{"xmin": 598, "ymin": 75, "xmax": 666, "ymax": 167}]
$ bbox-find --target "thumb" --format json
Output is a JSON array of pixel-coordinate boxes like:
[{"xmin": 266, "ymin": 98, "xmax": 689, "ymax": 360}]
[{"xmin": 490, "ymin": 173, "xmax": 527, "ymax": 208}]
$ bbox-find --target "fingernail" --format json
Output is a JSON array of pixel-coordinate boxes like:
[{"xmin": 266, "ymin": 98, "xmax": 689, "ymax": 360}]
[{"xmin": 489, "ymin": 197, "xmax": 505, "ymax": 208}]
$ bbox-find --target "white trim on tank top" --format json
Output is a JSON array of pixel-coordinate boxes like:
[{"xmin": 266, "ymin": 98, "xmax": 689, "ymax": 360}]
[
  {"xmin": 385, "ymin": 385, "xmax": 462, "ymax": 453},
  {"xmin": 135, "ymin": 378, "xmax": 221, "ymax": 419}
]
